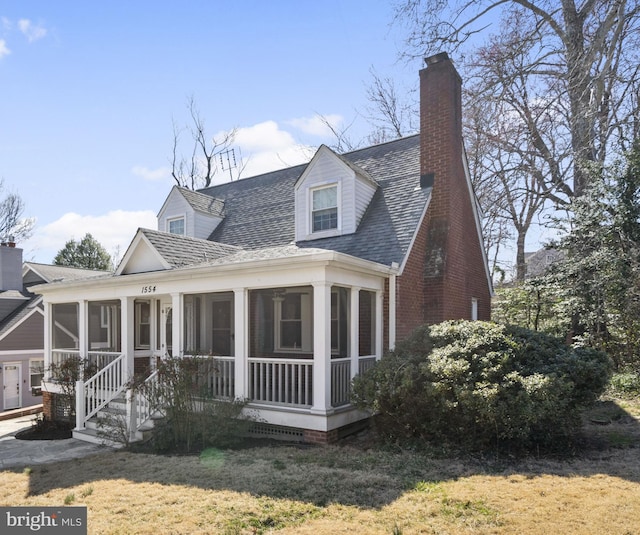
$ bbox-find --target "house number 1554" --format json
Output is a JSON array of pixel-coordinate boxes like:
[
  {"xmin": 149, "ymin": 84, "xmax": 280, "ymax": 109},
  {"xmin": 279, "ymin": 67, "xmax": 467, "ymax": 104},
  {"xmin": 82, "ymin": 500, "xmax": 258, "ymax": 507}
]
[{"xmin": 141, "ymin": 285, "xmax": 157, "ymax": 294}]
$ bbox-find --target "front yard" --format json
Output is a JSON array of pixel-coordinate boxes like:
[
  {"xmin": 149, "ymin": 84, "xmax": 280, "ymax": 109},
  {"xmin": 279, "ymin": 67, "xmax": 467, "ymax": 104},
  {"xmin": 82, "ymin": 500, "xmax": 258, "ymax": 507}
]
[{"xmin": 2, "ymin": 396, "xmax": 639, "ymax": 534}]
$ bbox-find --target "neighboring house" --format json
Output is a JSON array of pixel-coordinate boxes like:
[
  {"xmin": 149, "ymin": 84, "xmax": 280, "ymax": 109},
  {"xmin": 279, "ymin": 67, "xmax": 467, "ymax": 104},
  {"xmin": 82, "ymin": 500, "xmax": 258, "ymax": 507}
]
[
  {"xmin": 0, "ymin": 242, "xmax": 105, "ymax": 413},
  {"xmin": 34, "ymin": 52, "xmax": 493, "ymax": 444},
  {"xmin": 524, "ymin": 248, "xmax": 565, "ymax": 279}
]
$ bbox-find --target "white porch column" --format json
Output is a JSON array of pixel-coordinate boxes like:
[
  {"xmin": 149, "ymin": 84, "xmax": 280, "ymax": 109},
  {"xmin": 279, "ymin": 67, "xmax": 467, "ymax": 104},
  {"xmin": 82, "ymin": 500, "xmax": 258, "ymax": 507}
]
[
  {"xmin": 375, "ymin": 290, "xmax": 384, "ymax": 359},
  {"xmin": 311, "ymin": 282, "xmax": 332, "ymax": 414},
  {"xmin": 171, "ymin": 293, "xmax": 183, "ymax": 357},
  {"xmin": 350, "ymin": 287, "xmax": 360, "ymax": 379},
  {"xmin": 43, "ymin": 301, "xmax": 52, "ymax": 381},
  {"xmin": 389, "ymin": 274, "xmax": 397, "ymax": 350},
  {"xmin": 120, "ymin": 297, "xmax": 135, "ymax": 380},
  {"xmin": 78, "ymin": 299, "xmax": 88, "ymax": 358},
  {"xmin": 233, "ymin": 288, "xmax": 247, "ymax": 399}
]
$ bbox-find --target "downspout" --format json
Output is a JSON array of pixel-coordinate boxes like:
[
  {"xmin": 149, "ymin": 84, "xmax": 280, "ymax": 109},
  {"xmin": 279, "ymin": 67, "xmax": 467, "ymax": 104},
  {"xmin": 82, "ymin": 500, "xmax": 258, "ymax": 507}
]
[{"xmin": 389, "ymin": 262, "xmax": 399, "ymax": 350}]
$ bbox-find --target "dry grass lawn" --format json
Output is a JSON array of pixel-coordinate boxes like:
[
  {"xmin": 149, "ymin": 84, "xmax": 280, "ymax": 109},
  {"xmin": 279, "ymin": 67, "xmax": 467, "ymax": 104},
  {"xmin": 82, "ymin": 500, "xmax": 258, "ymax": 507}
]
[{"xmin": 2, "ymin": 396, "xmax": 639, "ymax": 534}]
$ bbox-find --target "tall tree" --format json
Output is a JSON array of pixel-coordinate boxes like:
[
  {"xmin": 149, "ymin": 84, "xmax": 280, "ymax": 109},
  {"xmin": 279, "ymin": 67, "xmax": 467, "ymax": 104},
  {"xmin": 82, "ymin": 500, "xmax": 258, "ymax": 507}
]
[
  {"xmin": 53, "ymin": 233, "xmax": 112, "ymax": 271},
  {"xmin": 396, "ymin": 0, "xmax": 640, "ymax": 200},
  {"xmin": 549, "ymin": 141, "xmax": 640, "ymax": 366}
]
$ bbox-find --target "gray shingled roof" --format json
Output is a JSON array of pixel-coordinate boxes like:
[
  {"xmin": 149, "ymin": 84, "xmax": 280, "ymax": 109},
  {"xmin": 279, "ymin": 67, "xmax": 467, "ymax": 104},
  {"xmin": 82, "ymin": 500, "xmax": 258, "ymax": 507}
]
[
  {"xmin": 199, "ymin": 135, "xmax": 426, "ymax": 267},
  {"xmin": 141, "ymin": 228, "xmax": 241, "ymax": 268},
  {"xmin": 0, "ymin": 263, "xmax": 107, "ymax": 337},
  {"xmin": 177, "ymin": 187, "xmax": 225, "ymax": 217},
  {"xmin": 24, "ymin": 263, "xmax": 108, "ymax": 284}
]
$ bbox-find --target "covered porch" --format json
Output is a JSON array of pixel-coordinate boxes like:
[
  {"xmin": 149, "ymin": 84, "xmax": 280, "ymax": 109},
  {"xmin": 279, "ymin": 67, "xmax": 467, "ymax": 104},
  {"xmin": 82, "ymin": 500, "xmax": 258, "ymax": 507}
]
[{"xmin": 40, "ymin": 253, "xmax": 396, "ymax": 441}]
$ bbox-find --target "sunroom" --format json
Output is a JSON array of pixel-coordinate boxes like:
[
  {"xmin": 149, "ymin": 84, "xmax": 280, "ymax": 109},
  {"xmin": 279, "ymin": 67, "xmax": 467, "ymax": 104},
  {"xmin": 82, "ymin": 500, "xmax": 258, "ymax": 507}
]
[{"xmin": 38, "ymin": 245, "xmax": 396, "ymax": 443}]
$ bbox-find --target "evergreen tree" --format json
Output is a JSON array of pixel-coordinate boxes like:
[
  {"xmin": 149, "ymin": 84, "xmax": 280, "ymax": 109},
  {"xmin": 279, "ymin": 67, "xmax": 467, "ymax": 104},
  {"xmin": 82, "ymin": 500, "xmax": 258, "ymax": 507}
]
[{"xmin": 53, "ymin": 233, "xmax": 112, "ymax": 271}]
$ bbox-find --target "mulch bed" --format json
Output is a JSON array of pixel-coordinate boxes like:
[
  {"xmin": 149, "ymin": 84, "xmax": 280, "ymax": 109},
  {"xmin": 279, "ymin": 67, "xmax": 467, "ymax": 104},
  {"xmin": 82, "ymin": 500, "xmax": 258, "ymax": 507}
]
[{"xmin": 15, "ymin": 420, "xmax": 73, "ymax": 440}]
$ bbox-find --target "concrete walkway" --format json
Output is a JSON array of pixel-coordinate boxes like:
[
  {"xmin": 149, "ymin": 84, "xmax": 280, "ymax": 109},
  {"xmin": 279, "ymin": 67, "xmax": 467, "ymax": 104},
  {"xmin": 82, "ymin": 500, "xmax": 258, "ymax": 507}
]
[{"xmin": 0, "ymin": 414, "xmax": 113, "ymax": 470}]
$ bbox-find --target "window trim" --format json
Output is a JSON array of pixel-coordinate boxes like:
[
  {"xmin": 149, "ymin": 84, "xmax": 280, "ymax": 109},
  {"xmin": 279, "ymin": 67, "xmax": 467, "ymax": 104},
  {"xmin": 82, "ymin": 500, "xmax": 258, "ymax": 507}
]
[
  {"xmin": 274, "ymin": 290, "xmax": 312, "ymax": 353},
  {"xmin": 308, "ymin": 182, "xmax": 340, "ymax": 237},
  {"xmin": 167, "ymin": 215, "xmax": 186, "ymax": 235},
  {"xmin": 29, "ymin": 358, "xmax": 44, "ymax": 397}
]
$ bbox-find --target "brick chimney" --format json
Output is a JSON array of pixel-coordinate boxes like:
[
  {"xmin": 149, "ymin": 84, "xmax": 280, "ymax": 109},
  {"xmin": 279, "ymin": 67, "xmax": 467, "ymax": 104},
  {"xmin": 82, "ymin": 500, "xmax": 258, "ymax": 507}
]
[{"xmin": 419, "ymin": 52, "xmax": 490, "ymax": 322}]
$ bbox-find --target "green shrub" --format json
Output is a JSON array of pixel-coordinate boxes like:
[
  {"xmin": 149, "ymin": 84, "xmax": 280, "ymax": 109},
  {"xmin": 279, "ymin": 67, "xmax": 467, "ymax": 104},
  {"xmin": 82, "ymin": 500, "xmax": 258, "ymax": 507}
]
[
  {"xmin": 135, "ymin": 356, "xmax": 253, "ymax": 453},
  {"xmin": 351, "ymin": 321, "xmax": 612, "ymax": 453},
  {"xmin": 608, "ymin": 372, "xmax": 640, "ymax": 397}
]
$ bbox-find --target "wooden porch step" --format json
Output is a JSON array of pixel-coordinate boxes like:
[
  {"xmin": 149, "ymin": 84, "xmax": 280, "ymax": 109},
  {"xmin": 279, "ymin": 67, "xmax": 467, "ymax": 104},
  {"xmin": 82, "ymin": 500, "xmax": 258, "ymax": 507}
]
[{"xmin": 72, "ymin": 427, "xmax": 123, "ymax": 448}]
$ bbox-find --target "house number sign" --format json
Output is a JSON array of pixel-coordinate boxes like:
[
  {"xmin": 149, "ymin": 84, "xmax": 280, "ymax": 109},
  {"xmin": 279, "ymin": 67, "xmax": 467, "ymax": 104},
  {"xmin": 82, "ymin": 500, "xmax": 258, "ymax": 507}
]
[{"xmin": 141, "ymin": 285, "xmax": 157, "ymax": 294}]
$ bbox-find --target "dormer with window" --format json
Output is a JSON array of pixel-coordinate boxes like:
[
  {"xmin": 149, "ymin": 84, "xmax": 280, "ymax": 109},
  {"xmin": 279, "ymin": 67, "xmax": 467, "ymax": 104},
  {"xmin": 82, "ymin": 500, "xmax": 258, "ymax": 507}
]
[
  {"xmin": 295, "ymin": 145, "xmax": 377, "ymax": 242},
  {"xmin": 157, "ymin": 186, "xmax": 224, "ymax": 240}
]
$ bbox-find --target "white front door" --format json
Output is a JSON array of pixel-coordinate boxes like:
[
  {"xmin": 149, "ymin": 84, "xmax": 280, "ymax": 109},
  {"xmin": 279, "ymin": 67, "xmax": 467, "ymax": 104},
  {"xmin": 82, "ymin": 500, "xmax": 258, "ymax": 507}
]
[{"xmin": 3, "ymin": 362, "xmax": 21, "ymax": 410}]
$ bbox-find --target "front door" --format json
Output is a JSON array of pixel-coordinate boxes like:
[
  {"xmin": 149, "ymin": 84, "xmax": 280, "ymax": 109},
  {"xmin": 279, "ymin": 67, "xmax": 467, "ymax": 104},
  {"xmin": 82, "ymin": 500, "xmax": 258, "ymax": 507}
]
[
  {"xmin": 159, "ymin": 301, "xmax": 173, "ymax": 358},
  {"xmin": 3, "ymin": 362, "xmax": 21, "ymax": 410}
]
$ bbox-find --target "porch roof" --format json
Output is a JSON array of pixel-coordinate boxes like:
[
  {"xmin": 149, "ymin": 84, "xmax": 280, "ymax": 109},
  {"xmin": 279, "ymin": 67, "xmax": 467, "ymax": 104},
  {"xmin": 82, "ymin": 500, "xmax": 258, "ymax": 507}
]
[{"xmin": 140, "ymin": 228, "xmax": 241, "ymax": 268}]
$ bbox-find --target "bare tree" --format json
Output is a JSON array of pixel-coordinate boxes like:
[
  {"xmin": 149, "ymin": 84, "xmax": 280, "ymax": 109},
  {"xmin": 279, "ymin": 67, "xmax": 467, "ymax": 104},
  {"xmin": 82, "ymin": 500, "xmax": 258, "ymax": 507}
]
[
  {"xmin": 395, "ymin": 0, "xmax": 640, "ymax": 199},
  {"xmin": 363, "ymin": 68, "xmax": 418, "ymax": 144},
  {"xmin": 316, "ymin": 114, "xmax": 361, "ymax": 153},
  {"xmin": 0, "ymin": 179, "xmax": 34, "ymax": 244},
  {"xmin": 171, "ymin": 97, "xmax": 237, "ymax": 190}
]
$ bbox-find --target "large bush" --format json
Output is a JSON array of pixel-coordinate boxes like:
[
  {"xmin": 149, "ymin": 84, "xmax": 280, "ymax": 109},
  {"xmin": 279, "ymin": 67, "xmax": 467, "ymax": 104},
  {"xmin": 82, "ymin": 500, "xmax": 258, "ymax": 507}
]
[{"xmin": 352, "ymin": 321, "xmax": 612, "ymax": 452}]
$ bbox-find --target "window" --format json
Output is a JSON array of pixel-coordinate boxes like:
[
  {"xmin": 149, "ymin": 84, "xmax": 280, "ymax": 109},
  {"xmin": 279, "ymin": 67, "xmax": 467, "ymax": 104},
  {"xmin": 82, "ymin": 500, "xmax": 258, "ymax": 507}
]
[
  {"xmin": 471, "ymin": 298, "xmax": 479, "ymax": 321},
  {"xmin": 312, "ymin": 185, "xmax": 338, "ymax": 232},
  {"xmin": 274, "ymin": 290, "xmax": 312, "ymax": 352},
  {"xmin": 30, "ymin": 359, "xmax": 44, "ymax": 396},
  {"xmin": 168, "ymin": 217, "xmax": 185, "ymax": 235}
]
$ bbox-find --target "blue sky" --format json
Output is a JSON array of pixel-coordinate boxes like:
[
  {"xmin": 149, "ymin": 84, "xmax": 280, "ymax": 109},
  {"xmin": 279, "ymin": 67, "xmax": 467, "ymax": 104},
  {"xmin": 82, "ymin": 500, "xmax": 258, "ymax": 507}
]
[{"xmin": 1, "ymin": 1, "xmax": 418, "ymax": 264}]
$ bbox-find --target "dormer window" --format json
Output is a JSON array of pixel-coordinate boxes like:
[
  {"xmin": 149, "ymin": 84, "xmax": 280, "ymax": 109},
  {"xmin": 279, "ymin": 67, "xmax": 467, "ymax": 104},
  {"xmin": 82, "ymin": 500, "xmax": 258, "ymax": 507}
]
[
  {"xmin": 312, "ymin": 185, "xmax": 338, "ymax": 232},
  {"xmin": 168, "ymin": 217, "xmax": 185, "ymax": 235}
]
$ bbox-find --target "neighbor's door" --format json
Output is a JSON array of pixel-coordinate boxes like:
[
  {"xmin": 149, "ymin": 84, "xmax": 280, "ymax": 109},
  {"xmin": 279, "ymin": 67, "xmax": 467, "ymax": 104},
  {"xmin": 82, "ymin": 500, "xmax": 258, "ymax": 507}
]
[{"xmin": 3, "ymin": 362, "xmax": 21, "ymax": 410}]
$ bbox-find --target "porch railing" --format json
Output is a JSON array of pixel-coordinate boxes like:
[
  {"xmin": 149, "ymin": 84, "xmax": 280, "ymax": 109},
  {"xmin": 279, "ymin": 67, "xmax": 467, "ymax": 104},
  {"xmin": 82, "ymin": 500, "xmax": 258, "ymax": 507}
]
[
  {"xmin": 203, "ymin": 356, "xmax": 235, "ymax": 399},
  {"xmin": 358, "ymin": 355, "xmax": 377, "ymax": 376},
  {"xmin": 249, "ymin": 358, "xmax": 313, "ymax": 407},
  {"xmin": 130, "ymin": 369, "xmax": 160, "ymax": 432},
  {"xmin": 88, "ymin": 351, "xmax": 121, "ymax": 371},
  {"xmin": 331, "ymin": 358, "xmax": 351, "ymax": 407},
  {"xmin": 76, "ymin": 353, "xmax": 126, "ymax": 430},
  {"xmin": 50, "ymin": 349, "xmax": 79, "ymax": 378}
]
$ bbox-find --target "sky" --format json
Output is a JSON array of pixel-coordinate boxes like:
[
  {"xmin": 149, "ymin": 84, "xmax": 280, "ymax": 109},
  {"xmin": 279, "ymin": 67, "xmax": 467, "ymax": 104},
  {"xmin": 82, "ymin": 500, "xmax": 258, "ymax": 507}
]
[
  {"xmin": 1, "ymin": 1, "xmax": 421, "ymax": 264},
  {"xmin": 1, "ymin": 2, "xmax": 551, "ymax": 271}
]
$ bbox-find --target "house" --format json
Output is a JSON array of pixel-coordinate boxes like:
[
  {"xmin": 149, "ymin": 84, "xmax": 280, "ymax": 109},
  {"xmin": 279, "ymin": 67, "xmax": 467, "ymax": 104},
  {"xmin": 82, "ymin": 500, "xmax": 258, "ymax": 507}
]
[
  {"xmin": 34, "ymin": 52, "xmax": 493, "ymax": 444},
  {"xmin": 524, "ymin": 247, "xmax": 564, "ymax": 279},
  {"xmin": 0, "ymin": 241, "xmax": 105, "ymax": 415}
]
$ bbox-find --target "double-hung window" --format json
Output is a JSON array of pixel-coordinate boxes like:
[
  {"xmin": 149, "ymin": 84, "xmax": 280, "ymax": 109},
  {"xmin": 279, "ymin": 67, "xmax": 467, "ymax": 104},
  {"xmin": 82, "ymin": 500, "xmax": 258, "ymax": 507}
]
[
  {"xmin": 30, "ymin": 359, "xmax": 44, "ymax": 396},
  {"xmin": 168, "ymin": 217, "xmax": 185, "ymax": 235},
  {"xmin": 274, "ymin": 290, "xmax": 312, "ymax": 352},
  {"xmin": 311, "ymin": 185, "xmax": 338, "ymax": 232}
]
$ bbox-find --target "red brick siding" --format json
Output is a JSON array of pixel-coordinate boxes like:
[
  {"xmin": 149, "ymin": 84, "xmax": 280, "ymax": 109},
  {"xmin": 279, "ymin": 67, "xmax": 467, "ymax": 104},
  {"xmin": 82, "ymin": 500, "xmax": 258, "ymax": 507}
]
[
  {"xmin": 303, "ymin": 428, "xmax": 339, "ymax": 444},
  {"xmin": 42, "ymin": 390, "xmax": 53, "ymax": 420},
  {"xmin": 395, "ymin": 54, "xmax": 491, "ymax": 336}
]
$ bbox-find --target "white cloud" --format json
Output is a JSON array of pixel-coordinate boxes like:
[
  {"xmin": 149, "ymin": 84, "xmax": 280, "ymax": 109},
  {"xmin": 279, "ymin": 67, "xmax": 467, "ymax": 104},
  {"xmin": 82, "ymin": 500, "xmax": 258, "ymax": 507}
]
[
  {"xmin": 18, "ymin": 19, "xmax": 47, "ymax": 43},
  {"xmin": 232, "ymin": 120, "xmax": 297, "ymax": 152},
  {"xmin": 223, "ymin": 121, "xmax": 315, "ymax": 179},
  {"xmin": 2, "ymin": 17, "xmax": 12, "ymax": 31},
  {"xmin": 0, "ymin": 39, "xmax": 10, "ymax": 59},
  {"xmin": 22, "ymin": 210, "xmax": 157, "ymax": 264},
  {"xmin": 132, "ymin": 165, "xmax": 170, "ymax": 182},
  {"xmin": 287, "ymin": 114, "xmax": 343, "ymax": 137}
]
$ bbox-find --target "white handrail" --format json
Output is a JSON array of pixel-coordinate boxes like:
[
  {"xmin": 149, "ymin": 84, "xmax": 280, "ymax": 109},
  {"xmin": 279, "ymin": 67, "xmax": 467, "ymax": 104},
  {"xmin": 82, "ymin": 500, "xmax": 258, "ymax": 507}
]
[
  {"xmin": 78, "ymin": 353, "xmax": 126, "ymax": 429},
  {"xmin": 130, "ymin": 370, "xmax": 160, "ymax": 432}
]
